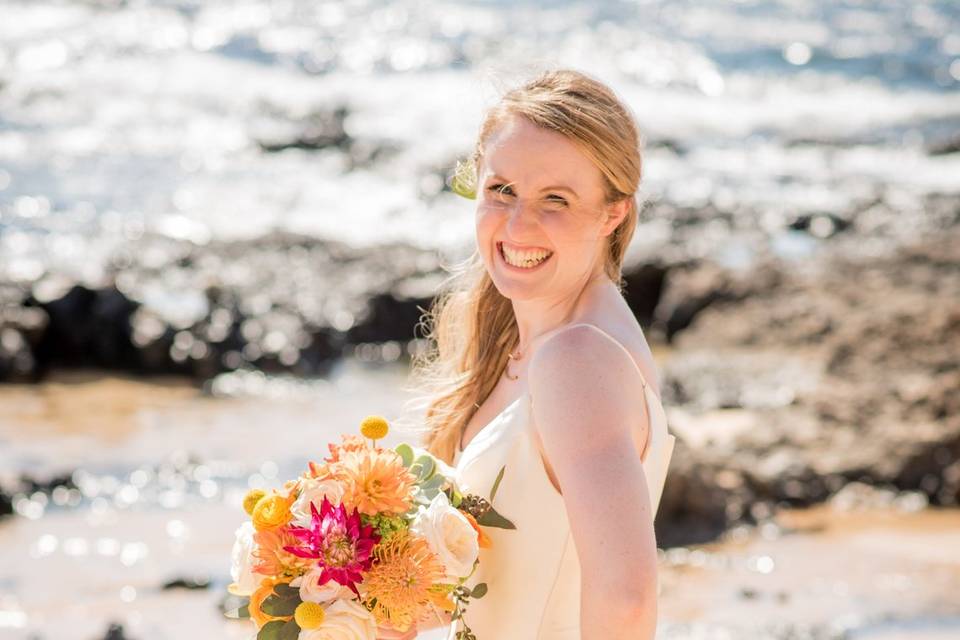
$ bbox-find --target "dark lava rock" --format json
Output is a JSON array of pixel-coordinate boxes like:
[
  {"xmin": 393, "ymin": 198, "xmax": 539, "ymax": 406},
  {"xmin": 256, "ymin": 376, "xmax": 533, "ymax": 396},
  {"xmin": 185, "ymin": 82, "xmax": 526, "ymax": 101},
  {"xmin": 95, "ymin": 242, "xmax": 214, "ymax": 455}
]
[
  {"xmin": 654, "ymin": 227, "xmax": 960, "ymax": 541},
  {"xmin": 0, "ymin": 231, "xmax": 454, "ymax": 382},
  {"xmin": 621, "ymin": 262, "xmax": 668, "ymax": 328},
  {"xmin": 253, "ymin": 102, "xmax": 401, "ymax": 168},
  {"xmin": 162, "ymin": 575, "xmax": 211, "ymax": 590},
  {"xmin": 100, "ymin": 623, "xmax": 133, "ymax": 640},
  {"xmin": 0, "ymin": 489, "xmax": 11, "ymax": 518},
  {"xmin": 27, "ymin": 284, "xmax": 141, "ymax": 374},
  {"xmin": 927, "ymin": 132, "xmax": 960, "ymax": 155},
  {"xmin": 255, "ymin": 104, "xmax": 351, "ymax": 153}
]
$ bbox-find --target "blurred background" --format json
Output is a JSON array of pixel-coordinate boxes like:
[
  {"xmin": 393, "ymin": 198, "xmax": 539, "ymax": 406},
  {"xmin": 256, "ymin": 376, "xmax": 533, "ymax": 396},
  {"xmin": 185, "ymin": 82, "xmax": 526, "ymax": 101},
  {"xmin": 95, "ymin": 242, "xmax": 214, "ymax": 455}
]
[{"xmin": 1, "ymin": 0, "xmax": 959, "ymax": 638}]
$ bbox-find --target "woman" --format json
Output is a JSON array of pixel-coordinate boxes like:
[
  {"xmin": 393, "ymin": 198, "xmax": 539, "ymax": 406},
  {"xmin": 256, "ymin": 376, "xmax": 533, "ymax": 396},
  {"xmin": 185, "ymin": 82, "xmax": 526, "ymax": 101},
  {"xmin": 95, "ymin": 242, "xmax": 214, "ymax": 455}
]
[{"xmin": 384, "ymin": 68, "xmax": 675, "ymax": 639}]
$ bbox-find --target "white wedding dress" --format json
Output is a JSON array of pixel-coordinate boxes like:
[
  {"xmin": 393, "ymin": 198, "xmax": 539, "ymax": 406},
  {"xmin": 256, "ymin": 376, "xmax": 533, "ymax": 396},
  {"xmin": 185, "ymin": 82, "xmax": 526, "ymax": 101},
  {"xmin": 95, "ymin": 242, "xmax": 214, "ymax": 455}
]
[{"xmin": 443, "ymin": 324, "xmax": 676, "ymax": 639}]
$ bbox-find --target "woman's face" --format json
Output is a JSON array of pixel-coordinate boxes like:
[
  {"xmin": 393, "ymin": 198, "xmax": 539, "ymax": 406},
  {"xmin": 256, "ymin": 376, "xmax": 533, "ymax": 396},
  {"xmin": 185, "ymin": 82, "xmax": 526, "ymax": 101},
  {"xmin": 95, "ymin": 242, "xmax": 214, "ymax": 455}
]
[{"xmin": 475, "ymin": 114, "xmax": 625, "ymax": 302}]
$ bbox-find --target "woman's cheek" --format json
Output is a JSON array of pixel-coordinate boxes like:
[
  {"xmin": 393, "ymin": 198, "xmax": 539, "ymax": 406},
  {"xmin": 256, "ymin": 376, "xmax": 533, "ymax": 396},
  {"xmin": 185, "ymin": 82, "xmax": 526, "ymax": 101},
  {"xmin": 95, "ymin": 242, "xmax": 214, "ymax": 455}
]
[{"xmin": 475, "ymin": 206, "xmax": 500, "ymax": 259}]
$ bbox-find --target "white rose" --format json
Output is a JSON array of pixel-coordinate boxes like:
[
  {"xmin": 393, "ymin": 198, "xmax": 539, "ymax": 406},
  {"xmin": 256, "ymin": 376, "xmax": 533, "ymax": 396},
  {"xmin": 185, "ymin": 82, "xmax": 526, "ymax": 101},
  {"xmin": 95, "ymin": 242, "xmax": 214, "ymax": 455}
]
[
  {"xmin": 292, "ymin": 477, "xmax": 345, "ymax": 527},
  {"xmin": 228, "ymin": 521, "xmax": 259, "ymax": 596},
  {"xmin": 298, "ymin": 598, "xmax": 377, "ymax": 640},
  {"xmin": 409, "ymin": 491, "xmax": 479, "ymax": 581},
  {"xmin": 292, "ymin": 568, "xmax": 354, "ymax": 604}
]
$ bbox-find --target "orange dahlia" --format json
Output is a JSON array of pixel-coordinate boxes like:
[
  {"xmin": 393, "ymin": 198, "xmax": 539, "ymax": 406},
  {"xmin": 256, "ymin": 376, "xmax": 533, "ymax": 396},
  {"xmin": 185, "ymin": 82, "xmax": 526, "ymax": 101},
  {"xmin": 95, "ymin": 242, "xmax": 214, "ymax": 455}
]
[
  {"xmin": 253, "ymin": 526, "xmax": 314, "ymax": 579},
  {"xmin": 337, "ymin": 448, "xmax": 416, "ymax": 516},
  {"xmin": 363, "ymin": 528, "xmax": 447, "ymax": 632},
  {"xmin": 306, "ymin": 460, "xmax": 336, "ymax": 480},
  {"xmin": 325, "ymin": 433, "xmax": 372, "ymax": 463}
]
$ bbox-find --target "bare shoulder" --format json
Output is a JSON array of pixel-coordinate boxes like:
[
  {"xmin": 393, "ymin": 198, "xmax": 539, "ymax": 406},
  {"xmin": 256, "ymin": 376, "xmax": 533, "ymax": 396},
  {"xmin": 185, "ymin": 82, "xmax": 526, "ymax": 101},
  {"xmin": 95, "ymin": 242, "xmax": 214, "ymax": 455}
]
[{"xmin": 528, "ymin": 323, "xmax": 648, "ymax": 452}]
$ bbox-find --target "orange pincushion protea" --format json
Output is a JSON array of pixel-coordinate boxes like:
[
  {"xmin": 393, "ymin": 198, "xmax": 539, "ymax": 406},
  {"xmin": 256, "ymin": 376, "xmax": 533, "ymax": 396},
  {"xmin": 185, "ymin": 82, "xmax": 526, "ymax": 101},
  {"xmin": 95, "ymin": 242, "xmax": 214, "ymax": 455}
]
[
  {"xmin": 363, "ymin": 528, "xmax": 447, "ymax": 632},
  {"xmin": 337, "ymin": 448, "xmax": 416, "ymax": 516}
]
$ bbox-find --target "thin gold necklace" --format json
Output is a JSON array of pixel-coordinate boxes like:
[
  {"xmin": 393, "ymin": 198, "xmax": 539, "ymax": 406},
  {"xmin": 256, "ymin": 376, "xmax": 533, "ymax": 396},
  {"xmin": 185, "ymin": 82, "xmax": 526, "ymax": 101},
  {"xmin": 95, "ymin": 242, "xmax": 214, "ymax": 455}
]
[{"xmin": 503, "ymin": 273, "xmax": 606, "ymax": 380}]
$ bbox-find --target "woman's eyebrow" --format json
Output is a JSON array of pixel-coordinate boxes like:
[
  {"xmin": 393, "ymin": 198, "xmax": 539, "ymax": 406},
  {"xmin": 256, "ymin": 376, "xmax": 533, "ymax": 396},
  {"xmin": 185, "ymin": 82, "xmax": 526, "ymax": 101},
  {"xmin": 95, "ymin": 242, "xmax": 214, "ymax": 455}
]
[
  {"xmin": 541, "ymin": 184, "xmax": 579, "ymax": 199},
  {"xmin": 488, "ymin": 174, "xmax": 579, "ymax": 198}
]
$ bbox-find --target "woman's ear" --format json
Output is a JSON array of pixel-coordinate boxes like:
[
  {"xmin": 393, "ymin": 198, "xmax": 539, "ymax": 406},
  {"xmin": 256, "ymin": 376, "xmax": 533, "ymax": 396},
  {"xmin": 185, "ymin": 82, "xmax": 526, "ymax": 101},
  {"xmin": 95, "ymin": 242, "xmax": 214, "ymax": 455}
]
[{"xmin": 600, "ymin": 198, "xmax": 630, "ymax": 237}]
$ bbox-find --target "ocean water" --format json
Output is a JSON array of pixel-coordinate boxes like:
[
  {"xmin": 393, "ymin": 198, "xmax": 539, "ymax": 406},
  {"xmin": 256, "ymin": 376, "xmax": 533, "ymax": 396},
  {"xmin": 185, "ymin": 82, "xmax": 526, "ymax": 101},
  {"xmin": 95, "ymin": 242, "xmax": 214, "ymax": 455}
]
[{"xmin": 1, "ymin": 0, "xmax": 959, "ymax": 282}]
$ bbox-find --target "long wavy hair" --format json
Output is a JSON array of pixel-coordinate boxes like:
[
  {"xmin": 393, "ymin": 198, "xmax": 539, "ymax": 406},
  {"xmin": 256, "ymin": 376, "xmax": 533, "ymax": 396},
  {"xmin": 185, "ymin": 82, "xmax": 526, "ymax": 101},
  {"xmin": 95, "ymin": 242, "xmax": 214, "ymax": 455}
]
[{"xmin": 402, "ymin": 68, "xmax": 644, "ymax": 465}]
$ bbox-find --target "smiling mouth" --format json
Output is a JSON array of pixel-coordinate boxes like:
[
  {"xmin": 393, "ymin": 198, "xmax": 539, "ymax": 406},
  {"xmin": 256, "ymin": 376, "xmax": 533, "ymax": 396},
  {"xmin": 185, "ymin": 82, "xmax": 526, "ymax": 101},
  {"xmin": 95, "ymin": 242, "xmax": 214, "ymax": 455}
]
[{"xmin": 497, "ymin": 241, "xmax": 554, "ymax": 269}]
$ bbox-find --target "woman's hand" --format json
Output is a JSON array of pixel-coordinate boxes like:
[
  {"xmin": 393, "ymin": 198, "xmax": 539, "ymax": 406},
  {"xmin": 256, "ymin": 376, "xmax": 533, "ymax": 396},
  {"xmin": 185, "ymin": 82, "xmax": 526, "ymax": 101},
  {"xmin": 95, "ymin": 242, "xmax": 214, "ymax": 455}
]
[{"xmin": 375, "ymin": 623, "xmax": 418, "ymax": 639}]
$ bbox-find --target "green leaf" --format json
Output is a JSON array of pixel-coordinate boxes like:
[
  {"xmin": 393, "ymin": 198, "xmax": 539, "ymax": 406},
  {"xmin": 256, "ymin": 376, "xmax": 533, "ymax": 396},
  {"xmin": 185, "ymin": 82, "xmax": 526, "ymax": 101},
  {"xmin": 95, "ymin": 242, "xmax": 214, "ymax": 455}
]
[
  {"xmin": 421, "ymin": 474, "xmax": 445, "ymax": 494},
  {"xmin": 257, "ymin": 620, "xmax": 285, "ymax": 640},
  {"xmin": 412, "ymin": 454, "xmax": 436, "ymax": 481},
  {"xmin": 476, "ymin": 505, "xmax": 516, "ymax": 529},
  {"xmin": 223, "ymin": 603, "xmax": 250, "ymax": 619},
  {"xmin": 489, "ymin": 465, "xmax": 506, "ymax": 503},
  {"xmin": 427, "ymin": 473, "xmax": 446, "ymax": 488},
  {"xmin": 272, "ymin": 582, "xmax": 299, "ymax": 599},
  {"xmin": 260, "ymin": 594, "xmax": 299, "ymax": 617},
  {"xmin": 395, "ymin": 443, "xmax": 415, "ymax": 467},
  {"xmin": 279, "ymin": 619, "xmax": 301, "ymax": 640},
  {"xmin": 471, "ymin": 583, "xmax": 488, "ymax": 598}
]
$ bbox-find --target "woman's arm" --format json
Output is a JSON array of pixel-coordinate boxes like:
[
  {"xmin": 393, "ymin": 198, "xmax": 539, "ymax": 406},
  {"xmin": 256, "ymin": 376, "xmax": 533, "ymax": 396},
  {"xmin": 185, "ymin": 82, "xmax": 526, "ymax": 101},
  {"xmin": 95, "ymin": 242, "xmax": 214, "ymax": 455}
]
[{"xmin": 528, "ymin": 324, "xmax": 659, "ymax": 640}]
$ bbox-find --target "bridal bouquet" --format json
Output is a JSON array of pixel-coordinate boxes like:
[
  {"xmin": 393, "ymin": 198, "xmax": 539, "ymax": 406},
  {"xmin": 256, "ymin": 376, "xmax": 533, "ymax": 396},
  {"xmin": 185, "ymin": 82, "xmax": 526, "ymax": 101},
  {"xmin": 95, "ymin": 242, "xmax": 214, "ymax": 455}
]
[{"xmin": 226, "ymin": 416, "xmax": 515, "ymax": 640}]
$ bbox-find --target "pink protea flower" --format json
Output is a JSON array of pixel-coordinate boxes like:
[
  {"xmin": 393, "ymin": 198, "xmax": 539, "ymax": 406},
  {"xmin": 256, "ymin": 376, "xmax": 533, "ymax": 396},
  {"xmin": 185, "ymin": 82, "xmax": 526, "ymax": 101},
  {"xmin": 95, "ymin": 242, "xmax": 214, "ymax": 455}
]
[{"xmin": 282, "ymin": 495, "xmax": 381, "ymax": 598}]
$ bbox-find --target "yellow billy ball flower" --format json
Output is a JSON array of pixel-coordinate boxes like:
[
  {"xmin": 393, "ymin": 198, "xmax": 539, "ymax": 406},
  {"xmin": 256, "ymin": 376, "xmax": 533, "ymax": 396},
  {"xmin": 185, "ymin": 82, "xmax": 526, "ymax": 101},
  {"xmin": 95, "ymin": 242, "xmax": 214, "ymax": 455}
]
[
  {"xmin": 251, "ymin": 493, "xmax": 293, "ymax": 531},
  {"xmin": 243, "ymin": 489, "xmax": 267, "ymax": 516},
  {"xmin": 294, "ymin": 601, "xmax": 326, "ymax": 629},
  {"xmin": 360, "ymin": 415, "xmax": 389, "ymax": 440}
]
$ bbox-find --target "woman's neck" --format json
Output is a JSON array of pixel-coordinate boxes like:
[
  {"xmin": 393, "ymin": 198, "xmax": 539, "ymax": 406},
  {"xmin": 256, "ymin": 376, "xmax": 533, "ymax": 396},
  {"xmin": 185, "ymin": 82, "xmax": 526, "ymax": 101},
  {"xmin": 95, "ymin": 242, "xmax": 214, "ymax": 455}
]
[{"xmin": 511, "ymin": 270, "xmax": 610, "ymax": 354}]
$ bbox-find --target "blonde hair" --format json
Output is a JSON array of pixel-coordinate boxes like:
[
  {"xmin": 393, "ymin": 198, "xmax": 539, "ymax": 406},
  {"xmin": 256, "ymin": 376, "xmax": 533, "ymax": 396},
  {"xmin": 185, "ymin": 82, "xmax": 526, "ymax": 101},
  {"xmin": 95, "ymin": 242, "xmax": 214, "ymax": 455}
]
[{"xmin": 407, "ymin": 68, "xmax": 643, "ymax": 465}]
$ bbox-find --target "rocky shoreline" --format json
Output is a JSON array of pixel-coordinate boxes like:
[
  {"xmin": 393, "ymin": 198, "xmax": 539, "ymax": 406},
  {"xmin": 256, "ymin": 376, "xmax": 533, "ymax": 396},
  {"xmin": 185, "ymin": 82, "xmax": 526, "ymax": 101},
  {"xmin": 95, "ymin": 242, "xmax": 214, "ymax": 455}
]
[{"xmin": 1, "ymin": 199, "xmax": 958, "ymax": 547}]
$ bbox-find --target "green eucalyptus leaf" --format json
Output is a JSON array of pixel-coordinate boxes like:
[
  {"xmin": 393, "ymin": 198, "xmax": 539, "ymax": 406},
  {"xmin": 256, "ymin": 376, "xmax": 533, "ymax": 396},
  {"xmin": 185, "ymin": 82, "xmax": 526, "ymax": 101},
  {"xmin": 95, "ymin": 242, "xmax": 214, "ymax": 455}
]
[
  {"xmin": 476, "ymin": 506, "xmax": 516, "ymax": 529},
  {"xmin": 260, "ymin": 594, "xmax": 299, "ymax": 617},
  {"xmin": 272, "ymin": 583, "xmax": 299, "ymax": 599},
  {"xmin": 279, "ymin": 619, "xmax": 301, "ymax": 640},
  {"xmin": 471, "ymin": 583, "xmax": 488, "ymax": 598},
  {"xmin": 395, "ymin": 443, "xmax": 415, "ymax": 467},
  {"xmin": 489, "ymin": 465, "xmax": 506, "ymax": 503},
  {"xmin": 223, "ymin": 603, "xmax": 250, "ymax": 619},
  {"xmin": 257, "ymin": 620, "xmax": 285, "ymax": 640}
]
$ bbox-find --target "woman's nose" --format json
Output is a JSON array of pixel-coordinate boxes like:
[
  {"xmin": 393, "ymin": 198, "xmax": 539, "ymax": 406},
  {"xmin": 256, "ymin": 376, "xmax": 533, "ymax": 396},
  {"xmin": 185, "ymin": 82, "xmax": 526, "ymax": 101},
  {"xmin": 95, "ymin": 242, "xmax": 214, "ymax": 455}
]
[{"xmin": 505, "ymin": 199, "xmax": 539, "ymax": 234}]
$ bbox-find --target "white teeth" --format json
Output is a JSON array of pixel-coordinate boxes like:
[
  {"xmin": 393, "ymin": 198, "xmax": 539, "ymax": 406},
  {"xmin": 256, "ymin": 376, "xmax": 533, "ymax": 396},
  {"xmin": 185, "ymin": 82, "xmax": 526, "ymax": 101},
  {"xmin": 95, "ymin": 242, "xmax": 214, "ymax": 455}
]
[{"xmin": 501, "ymin": 243, "xmax": 552, "ymax": 268}]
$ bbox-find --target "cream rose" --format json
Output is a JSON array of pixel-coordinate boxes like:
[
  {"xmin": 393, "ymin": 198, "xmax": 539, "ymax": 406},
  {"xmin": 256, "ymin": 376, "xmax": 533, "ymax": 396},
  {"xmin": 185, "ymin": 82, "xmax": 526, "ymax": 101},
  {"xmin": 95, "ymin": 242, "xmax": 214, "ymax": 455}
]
[
  {"xmin": 291, "ymin": 477, "xmax": 345, "ymax": 527},
  {"xmin": 409, "ymin": 491, "xmax": 479, "ymax": 581},
  {"xmin": 228, "ymin": 521, "xmax": 259, "ymax": 596},
  {"xmin": 298, "ymin": 598, "xmax": 377, "ymax": 640},
  {"xmin": 292, "ymin": 568, "xmax": 354, "ymax": 604}
]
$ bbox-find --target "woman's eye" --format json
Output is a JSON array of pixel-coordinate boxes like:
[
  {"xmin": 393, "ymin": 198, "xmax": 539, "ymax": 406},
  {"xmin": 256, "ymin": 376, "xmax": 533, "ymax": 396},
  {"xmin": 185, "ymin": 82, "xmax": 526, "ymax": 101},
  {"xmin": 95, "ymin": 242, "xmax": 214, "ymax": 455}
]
[
  {"xmin": 487, "ymin": 184, "xmax": 513, "ymax": 196},
  {"xmin": 546, "ymin": 196, "xmax": 568, "ymax": 207}
]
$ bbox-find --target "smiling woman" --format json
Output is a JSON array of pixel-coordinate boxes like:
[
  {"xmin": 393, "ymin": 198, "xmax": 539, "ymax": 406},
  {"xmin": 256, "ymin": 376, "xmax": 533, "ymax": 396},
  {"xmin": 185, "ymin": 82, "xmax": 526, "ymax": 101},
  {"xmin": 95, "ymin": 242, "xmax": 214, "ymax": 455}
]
[{"xmin": 405, "ymin": 68, "xmax": 672, "ymax": 640}]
